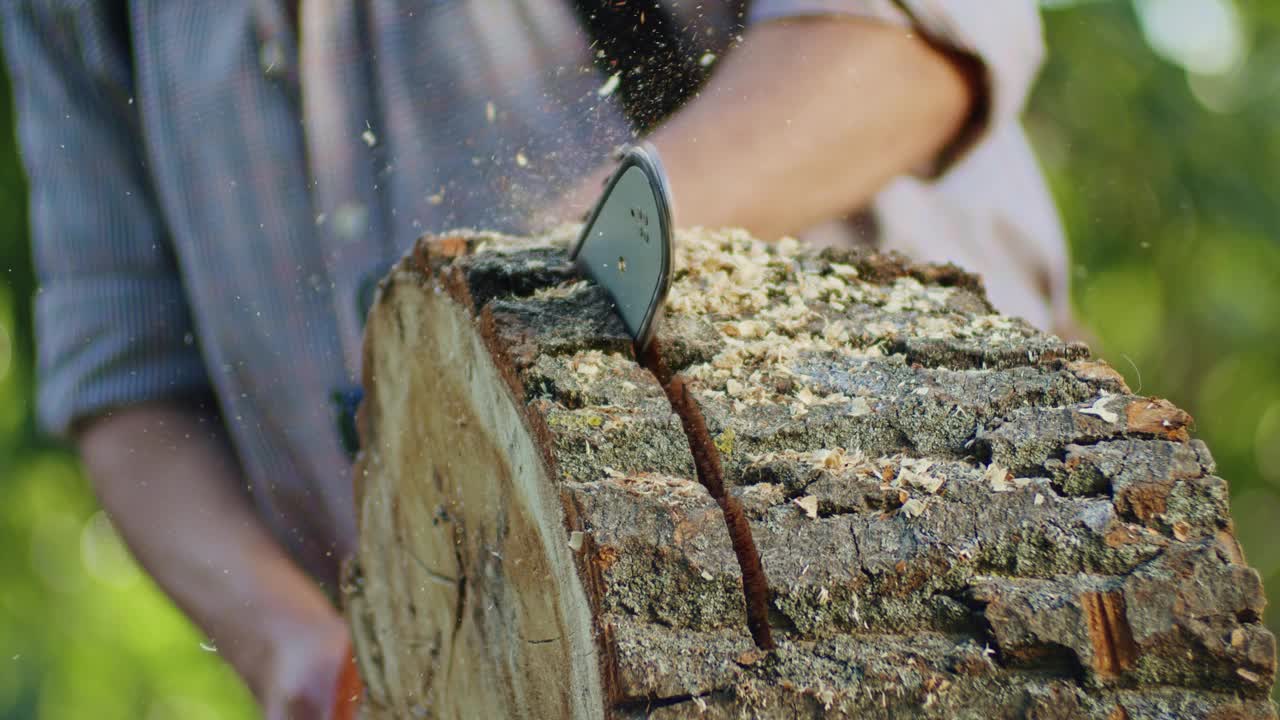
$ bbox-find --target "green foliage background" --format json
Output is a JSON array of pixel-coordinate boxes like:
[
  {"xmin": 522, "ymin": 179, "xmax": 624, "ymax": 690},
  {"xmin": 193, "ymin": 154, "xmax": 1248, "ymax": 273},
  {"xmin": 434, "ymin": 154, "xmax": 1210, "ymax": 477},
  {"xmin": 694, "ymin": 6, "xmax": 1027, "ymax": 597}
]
[
  {"xmin": 0, "ymin": 46, "xmax": 257, "ymax": 720},
  {"xmin": 0, "ymin": 3, "xmax": 1277, "ymax": 717}
]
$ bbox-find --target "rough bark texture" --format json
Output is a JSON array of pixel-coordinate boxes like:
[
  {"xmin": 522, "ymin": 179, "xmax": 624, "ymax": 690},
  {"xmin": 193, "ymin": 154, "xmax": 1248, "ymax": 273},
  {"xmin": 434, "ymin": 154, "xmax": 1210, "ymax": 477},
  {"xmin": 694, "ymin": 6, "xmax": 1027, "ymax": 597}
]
[{"xmin": 344, "ymin": 227, "xmax": 1277, "ymax": 719}]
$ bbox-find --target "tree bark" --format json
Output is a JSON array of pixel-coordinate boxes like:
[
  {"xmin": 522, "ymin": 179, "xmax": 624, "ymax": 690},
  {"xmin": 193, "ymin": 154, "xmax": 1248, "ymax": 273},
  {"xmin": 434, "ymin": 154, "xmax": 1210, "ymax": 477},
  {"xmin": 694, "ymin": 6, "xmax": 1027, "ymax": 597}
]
[{"xmin": 344, "ymin": 228, "xmax": 1277, "ymax": 719}]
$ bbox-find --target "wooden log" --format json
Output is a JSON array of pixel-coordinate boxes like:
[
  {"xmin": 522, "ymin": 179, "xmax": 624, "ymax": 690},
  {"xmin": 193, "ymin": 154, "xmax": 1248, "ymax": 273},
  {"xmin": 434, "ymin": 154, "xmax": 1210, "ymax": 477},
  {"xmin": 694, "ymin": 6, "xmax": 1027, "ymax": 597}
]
[{"xmin": 344, "ymin": 227, "xmax": 1277, "ymax": 719}]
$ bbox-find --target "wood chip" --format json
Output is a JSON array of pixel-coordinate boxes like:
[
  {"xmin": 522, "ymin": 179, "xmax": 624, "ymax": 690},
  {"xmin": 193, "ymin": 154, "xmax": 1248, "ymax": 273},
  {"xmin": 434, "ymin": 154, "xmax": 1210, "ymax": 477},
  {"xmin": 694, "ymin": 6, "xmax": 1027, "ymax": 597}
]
[
  {"xmin": 848, "ymin": 397, "xmax": 872, "ymax": 417},
  {"xmin": 902, "ymin": 466, "xmax": 945, "ymax": 494},
  {"xmin": 902, "ymin": 497, "xmax": 926, "ymax": 517},
  {"xmin": 1079, "ymin": 395, "xmax": 1120, "ymax": 424},
  {"xmin": 597, "ymin": 72, "xmax": 621, "ymax": 97},
  {"xmin": 985, "ymin": 463, "xmax": 1013, "ymax": 492},
  {"xmin": 818, "ymin": 448, "xmax": 846, "ymax": 470},
  {"xmin": 1237, "ymin": 667, "xmax": 1261, "ymax": 683},
  {"xmin": 794, "ymin": 495, "xmax": 819, "ymax": 519},
  {"xmin": 1230, "ymin": 628, "xmax": 1246, "ymax": 649},
  {"xmin": 1172, "ymin": 521, "xmax": 1191, "ymax": 541}
]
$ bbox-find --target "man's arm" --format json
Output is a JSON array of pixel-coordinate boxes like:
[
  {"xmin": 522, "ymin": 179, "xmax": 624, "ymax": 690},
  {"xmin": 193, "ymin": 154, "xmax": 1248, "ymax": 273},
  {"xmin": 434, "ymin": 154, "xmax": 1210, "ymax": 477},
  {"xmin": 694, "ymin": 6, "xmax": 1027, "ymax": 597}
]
[
  {"xmin": 554, "ymin": 15, "xmax": 974, "ymax": 240},
  {"xmin": 650, "ymin": 16, "xmax": 973, "ymax": 239},
  {"xmin": 78, "ymin": 403, "xmax": 349, "ymax": 719}
]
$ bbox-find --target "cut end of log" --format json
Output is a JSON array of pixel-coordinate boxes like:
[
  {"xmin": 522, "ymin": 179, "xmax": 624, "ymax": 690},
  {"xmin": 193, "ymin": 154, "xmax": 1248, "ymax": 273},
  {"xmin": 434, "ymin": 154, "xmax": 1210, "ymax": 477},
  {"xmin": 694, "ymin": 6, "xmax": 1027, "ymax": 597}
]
[
  {"xmin": 346, "ymin": 228, "xmax": 1278, "ymax": 719},
  {"xmin": 349, "ymin": 263, "xmax": 603, "ymax": 717}
]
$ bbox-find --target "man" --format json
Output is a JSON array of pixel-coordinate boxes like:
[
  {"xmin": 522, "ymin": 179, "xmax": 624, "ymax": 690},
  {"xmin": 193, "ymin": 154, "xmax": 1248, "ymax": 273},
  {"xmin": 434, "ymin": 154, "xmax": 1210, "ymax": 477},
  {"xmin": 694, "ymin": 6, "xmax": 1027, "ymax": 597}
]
[{"xmin": 3, "ymin": 1, "xmax": 1068, "ymax": 716}]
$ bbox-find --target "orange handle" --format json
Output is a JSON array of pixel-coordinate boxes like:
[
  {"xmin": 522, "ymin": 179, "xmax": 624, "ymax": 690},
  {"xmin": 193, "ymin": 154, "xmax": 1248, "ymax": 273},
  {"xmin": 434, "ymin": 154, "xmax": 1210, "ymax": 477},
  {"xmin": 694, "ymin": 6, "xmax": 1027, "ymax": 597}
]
[{"xmin": 331, "ymin": 644, "xmax": 364, "ymax": 720}]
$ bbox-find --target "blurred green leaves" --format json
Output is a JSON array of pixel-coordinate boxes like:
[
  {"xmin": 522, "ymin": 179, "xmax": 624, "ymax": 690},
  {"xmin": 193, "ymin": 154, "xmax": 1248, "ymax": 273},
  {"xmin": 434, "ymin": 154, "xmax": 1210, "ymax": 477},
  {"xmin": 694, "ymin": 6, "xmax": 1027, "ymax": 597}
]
[
  {"xmin": 4, "ymin": 452, "xmax": 255, "ymax": 719},
  {"xmin": 0, "ymin": 368, "xmax": 260, "ymax": 719}
]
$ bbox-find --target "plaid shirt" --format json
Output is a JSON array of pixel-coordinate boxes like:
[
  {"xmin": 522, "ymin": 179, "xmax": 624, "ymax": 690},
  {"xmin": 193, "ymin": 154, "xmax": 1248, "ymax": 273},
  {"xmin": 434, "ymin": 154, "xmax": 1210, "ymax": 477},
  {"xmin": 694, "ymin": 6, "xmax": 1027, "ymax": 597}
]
[{"xmin": 3, "ymin": 0, "xmax": 1058, "ymax": 584}]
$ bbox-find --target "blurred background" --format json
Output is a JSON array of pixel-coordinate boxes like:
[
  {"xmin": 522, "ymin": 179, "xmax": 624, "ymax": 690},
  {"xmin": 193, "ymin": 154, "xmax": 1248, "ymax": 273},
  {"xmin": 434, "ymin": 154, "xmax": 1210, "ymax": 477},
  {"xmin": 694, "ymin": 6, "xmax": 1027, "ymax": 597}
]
[{"xmin": 1, "ymin": 1, "xmax": 1278, "ymax": 717}]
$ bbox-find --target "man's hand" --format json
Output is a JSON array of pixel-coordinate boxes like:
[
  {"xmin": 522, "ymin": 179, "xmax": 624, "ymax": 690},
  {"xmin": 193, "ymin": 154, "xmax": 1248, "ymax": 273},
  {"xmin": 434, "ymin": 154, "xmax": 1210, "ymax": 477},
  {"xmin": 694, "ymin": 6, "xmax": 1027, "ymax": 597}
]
[
  {"xmin": 261, "ymin": 617, "xmax": 352, "ymax": 719},
  {"xmin": 78, "ymin": 402, "xmax": 351, "ymax": 718},
  {"xmin": 553, "ymin": 16, "xmax": 975, "ymax": 240}
]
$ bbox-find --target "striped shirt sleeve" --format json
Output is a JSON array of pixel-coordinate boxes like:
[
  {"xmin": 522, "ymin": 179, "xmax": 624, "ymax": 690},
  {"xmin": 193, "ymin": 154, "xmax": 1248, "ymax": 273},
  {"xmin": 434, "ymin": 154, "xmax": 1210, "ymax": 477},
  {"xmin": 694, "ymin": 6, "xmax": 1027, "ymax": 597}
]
[{"xmin": 2, "ymin": 3, "xmax": 211, "ymax": 435}]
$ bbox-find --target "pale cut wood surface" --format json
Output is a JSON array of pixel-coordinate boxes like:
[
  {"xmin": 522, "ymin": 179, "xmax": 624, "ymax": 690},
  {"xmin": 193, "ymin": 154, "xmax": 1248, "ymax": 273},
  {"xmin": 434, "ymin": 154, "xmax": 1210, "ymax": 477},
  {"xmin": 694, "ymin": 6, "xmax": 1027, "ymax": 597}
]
[{"xmin": 345, "ymin": 227, "xmax": 1277, "ymax": 719}]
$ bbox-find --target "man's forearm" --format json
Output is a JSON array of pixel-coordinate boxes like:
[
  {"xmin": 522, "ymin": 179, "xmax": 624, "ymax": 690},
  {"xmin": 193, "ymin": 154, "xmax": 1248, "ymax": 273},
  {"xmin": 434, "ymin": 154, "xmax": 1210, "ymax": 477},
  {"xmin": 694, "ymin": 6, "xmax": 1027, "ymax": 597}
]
[
  {"xmin": 77, "ymin": 402, "xmax": 347, "ymax": 714},
  {"xmin": 652, "ymin": 16, "xmax": 972, "ymax": 239},
  {"xmin": 615, "ymin": 16, "xmax": 973, "ymax": 240}
]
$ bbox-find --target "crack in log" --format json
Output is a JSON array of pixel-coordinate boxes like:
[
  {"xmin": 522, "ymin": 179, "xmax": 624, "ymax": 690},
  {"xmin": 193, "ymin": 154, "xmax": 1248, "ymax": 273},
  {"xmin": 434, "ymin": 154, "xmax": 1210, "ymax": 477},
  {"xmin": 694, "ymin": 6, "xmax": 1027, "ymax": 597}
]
[
  {"xmin": 639, "ymin": 339, "xmax": 775, "ymax": 651},
  {"xmin": 449, "ymin": 518, "xmax": 469, "ymax": 643},
  {"xmin": 525, "ymin": 636, "xmax": 562, "ymax": 645},
  {"xmin": 405, "ymin": 550, "xmax": 460, "ymax": 588},
  {"xmin": 850, "ymin": 523, "xmax": 874, "ymax": 584},
  {"xmin": 614, "ymin": 690, "xmax": 727, "ymax": 716},
  {"xmin": 444, "ymin": 517, "xmax": 469, "ymax": 691},
  {"xmin": 884, "ymin": 337, "xmax": 1091, "ymax": 372}
]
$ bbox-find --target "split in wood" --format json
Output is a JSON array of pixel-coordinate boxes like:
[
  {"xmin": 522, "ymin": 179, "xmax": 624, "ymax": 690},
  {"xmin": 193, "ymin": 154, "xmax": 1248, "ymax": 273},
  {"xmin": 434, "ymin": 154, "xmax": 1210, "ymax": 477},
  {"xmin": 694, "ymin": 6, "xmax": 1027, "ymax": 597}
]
[{"xmin": 638, "ymin": 338, "xmax": 776, "ymax": 651}]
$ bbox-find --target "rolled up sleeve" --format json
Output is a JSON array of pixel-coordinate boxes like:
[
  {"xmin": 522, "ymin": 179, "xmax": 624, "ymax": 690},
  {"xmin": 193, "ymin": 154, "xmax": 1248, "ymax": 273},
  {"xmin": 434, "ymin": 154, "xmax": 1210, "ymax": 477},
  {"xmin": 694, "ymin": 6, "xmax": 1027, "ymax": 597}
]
[
  {"xmin": 747, "ymin": 0, "xmax": 1047, "ymax": 176},
  {"xmin": 3, "ymin": 4, "xmax": 210, "ymax": 435}
]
